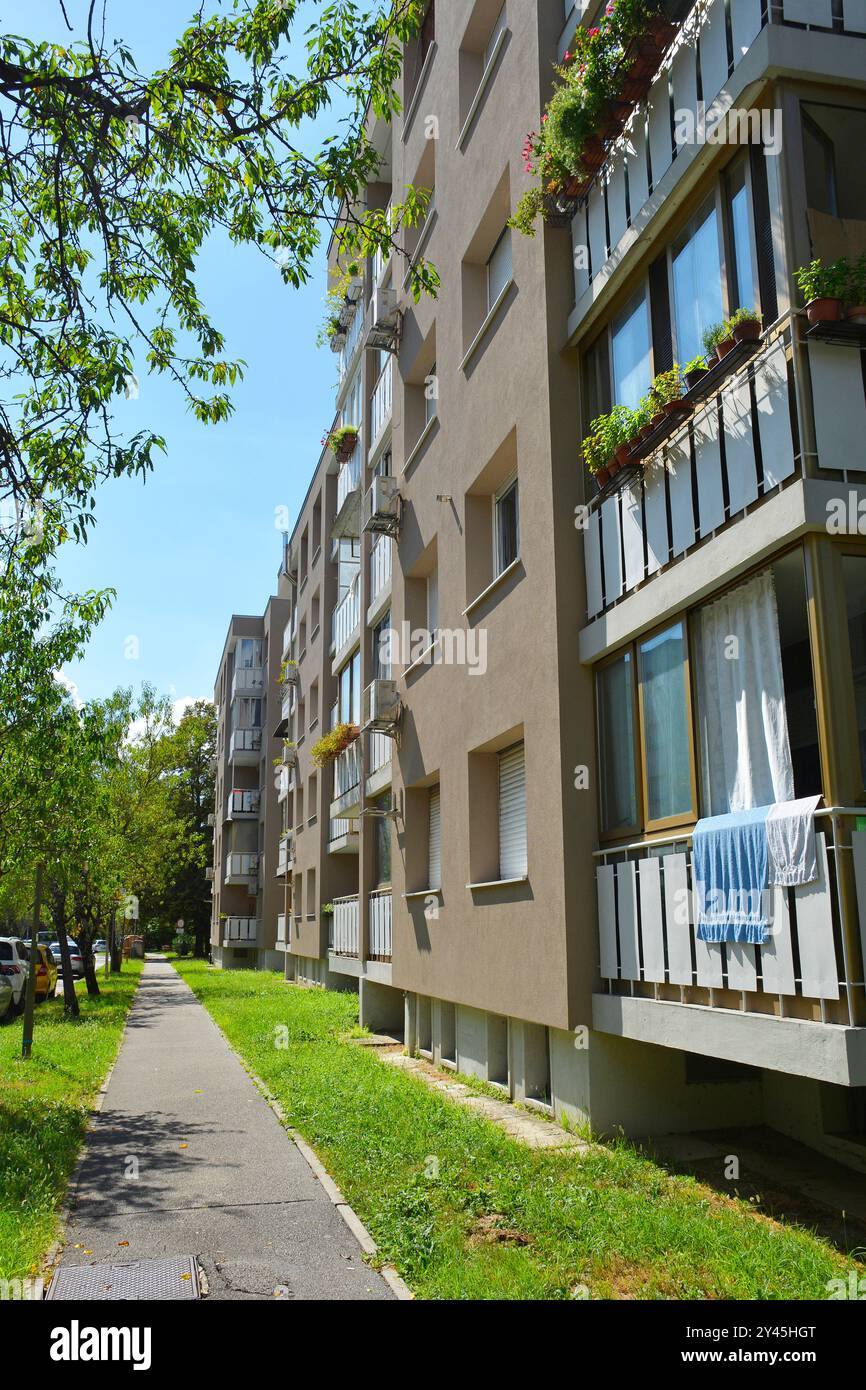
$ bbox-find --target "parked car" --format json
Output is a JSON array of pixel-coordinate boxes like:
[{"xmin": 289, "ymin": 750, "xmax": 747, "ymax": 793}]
[
  {"xmin": 0, "ymin": 938, "xmax": 30, "ymax": 1012},
  {"xmin": 0, "ymin": 971, "xmax": 13, "ymax": 1021},
  {"xmin": 32, "ymin": 944, "xmax": 58, "ymax": 1001},
  {"xmin": 93, "ymin": 939, "xmax": 107, "ymax": 955},
  {"xmin": 48, "ymin": 940, "xmax": 84, "ymax": 978}
]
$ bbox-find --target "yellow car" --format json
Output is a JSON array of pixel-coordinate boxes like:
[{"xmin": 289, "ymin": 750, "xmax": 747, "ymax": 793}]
[{"xmin": 31, "ymin": 943, "xmax": 58, "ymax": 1000}]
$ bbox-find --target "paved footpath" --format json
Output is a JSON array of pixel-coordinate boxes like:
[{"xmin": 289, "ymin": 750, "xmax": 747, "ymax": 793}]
[{"xmin": 56, "ymin": 959, "xmax": 394, "ymax": 1301}]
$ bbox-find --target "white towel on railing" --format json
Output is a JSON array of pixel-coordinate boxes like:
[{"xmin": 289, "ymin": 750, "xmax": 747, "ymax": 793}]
[{"xmin": 766, "ymin": 795, "xmax": 821, "ymax": 887}]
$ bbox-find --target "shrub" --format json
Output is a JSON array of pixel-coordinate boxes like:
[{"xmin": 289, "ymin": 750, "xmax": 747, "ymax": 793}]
[{"xmin": 311, "ymin": 723, "xmax": 359, "ymax": 768}]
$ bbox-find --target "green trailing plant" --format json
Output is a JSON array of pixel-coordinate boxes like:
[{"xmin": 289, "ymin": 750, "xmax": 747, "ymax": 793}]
[
  {"xmin": 311, "ymin": 723, "xmax": 359, "ymax": 768},
  {"xmin": 794, "ymin": 257, "xmax": 848, "ymax": 304},
  {"xmin": 323, "ymin": 425, "xmax": 359, "ymax": 458},
  {"xmin": 701, "ymin": 321, "xmax": 727, "ymax": 355}
]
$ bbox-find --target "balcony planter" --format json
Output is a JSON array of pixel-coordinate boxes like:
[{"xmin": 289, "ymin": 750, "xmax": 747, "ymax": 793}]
[
  {"xmin": 615, "ymin": 441, "xmax": 633, "ymax": 468},
  {"xmin": 619, "ymin": 74, "xmax": 652, "ymax": 102},
  {"xmin": 846, "ymin": 304, "xmax": 866, "ymax": 325},
  {"xmin": 732, "ymin": 318, "xmax": 761, "ymax": 345},
  {"xmin": 311, "ymin": 722, "xmax": 359, "ymax": 769},
  {"xmin": 324, "ymin": 425, "xmax": 359, "ymax": 462},
  {"xmin": 684, "ymin": 366, "xmax": 707, "ymax": 391},
  {"xmin": 579, "ymin": 136, "xmax": 606, "ymax": 171},
  {"xmin": 663, "ymin": 399, "xmax": 691, "ymax": 420},
  {"xmin": 715, "ymin": 335, "xmax": 736, "ymax": 362},
  {"xmin": 806, "ymin": 297, "xmax": 843, "ymax": 325},
  {"xmin": 795, "ymin": 258, "xmax": 848, "ymax": 324},
  {"xmin": 594, "ymin": 464, "xmax": 611, "ymax": 490}
]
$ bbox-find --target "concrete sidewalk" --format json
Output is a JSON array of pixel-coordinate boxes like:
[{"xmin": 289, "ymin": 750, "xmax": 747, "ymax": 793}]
[{"xmin": 55, "ymin": 959, "xmax": 394, "ymax": 1301}]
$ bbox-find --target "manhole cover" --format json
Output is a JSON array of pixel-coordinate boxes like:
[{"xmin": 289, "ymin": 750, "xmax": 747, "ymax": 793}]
[{"xmin": 46, "ymin": 1256, "xmax": 200, "ymax": 1301}]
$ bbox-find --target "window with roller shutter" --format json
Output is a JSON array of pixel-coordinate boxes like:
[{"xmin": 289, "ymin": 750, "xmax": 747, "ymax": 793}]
[
  {"xmin": 498, "ymin": 742, "xmax": 527, "ymax": 879},
  {"xmin": 428, "ymin": 785, "xmax": 441, "ymax": 890}
]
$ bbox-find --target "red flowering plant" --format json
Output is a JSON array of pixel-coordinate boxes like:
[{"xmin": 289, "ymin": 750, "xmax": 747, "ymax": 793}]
[{"xmin": 511, "ymin": 0, "xmax": 668, "ymax": 236}]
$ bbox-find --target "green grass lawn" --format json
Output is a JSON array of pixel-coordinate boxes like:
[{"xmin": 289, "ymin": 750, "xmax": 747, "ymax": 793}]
[
  {"xmin": 173, "ymin": 959, "xmax": 861, "ymax": 1301},
  {"xmin": 0, "ymin": 963, "xmax": 142, "ymax": 1280}
]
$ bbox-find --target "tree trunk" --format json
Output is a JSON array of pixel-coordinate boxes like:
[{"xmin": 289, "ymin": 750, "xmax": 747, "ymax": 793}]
[
  {"xmin": 78, "ymin": 930, "xmax": 100, "ymax": 997},
  {"xmin": 49, "ymin": 883, "xmax": 79, "ymax": 1018}
]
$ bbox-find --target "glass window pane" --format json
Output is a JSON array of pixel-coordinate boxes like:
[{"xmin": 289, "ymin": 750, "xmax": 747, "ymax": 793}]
[
  {"xmin": 672, "ymin": 203, "xmax": 723, "ymax": 365},
  {"xmin": 728, "ymin": 166, "xmax": 755, "ymax": 312},
  {"xmin": 484, "ymin": 4, "xmax": 506, "ymax": 70},
  {"xmin": 339, "ymin": 663, "xmax": 351, "ymax": 723},
  {"xmin": 639, "ymin": 623, "xmax": 693, "ymax": 823},
  {"xmin": 351, "ymin": 651, "xmax": 361, "ymax": 726},
  {"xmin": 597, "ymin": 653, "xmax": 638, "ymax": 834},
  {"xmin": 842, "ymin": 556, "xmax": 866, "ymax": 790},
  {"xmin": 495, "ymin": 481, "xmax": 519, "ymax": 574},
  {"xmin": 611, "ymin": 292, "xmax": 651, "ymax": 411},
  {"xmin": 487, "ymin": 229, "xmax": 512, "ymax": 308}
]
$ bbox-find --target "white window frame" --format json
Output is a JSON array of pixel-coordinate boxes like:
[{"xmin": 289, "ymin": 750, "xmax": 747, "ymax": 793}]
[
  {"xmin": 493, "ymin": 474, "xmax": 519, "ymax": 578},
  {"xmin": 486, "ymin": 228, "xmax": 513, "ymax": 313}
]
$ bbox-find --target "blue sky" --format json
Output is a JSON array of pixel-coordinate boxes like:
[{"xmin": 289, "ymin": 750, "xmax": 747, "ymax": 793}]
[{"xmin": 8, "ymin": 1, "xmax": 342, "ymax": 710}]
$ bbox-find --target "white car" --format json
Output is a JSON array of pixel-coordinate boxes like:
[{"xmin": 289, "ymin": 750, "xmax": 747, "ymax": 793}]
[{"xmin": 0, "ymin": 937, "xmax": 31, "ymax": 1013}]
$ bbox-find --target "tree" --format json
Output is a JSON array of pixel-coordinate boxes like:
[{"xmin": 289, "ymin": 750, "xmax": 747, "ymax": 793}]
[{"xmin": 153, "ymin": 701, "xmax": 216, "ymax": 957}]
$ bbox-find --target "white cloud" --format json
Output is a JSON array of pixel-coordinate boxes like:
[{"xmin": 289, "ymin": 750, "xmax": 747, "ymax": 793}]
[{"xmin": 54, "ymin": 668, "xmax": 83, "ymax": 710}]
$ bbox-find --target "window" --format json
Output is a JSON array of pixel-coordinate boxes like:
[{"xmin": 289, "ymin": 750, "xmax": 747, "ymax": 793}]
[
  {"xmin": 237, "ymin": 697, "xmax": 262, "ymax": 730},
  {"xmin": 237, "ymin": 638, "xmax": 263, "ymax": 669},
  {"xmin": 338, "ymin": 651, "xmax": 361, "ymax": 726},
  {"xmin": 611, "ymin": 290, "xmax": 652, "ymax": 411},
  {"xmin": 843, "ymin": 555, "xmax": 866, "ymax": 790},
  {"xmin": 671, "ymin": 200, "xmax": 724, "ymax": 365},
  {"xmin": 428, "ymin": 785, "xmax": 441, "ymax": 890},
  {"xmin": 597, "ymin": 652, "xmax": 638, "ymax": 836},
  {"xmin": 427, "ymin": 570, "xmax": 439, "ymax": 635},
  {"xmin": 374, "ymin": 793, "xmax": 392, "ymax": 885},
  {"xmin": 637, "ymin": 622, "xmax": 695, "ymax": 827},
  {"xmin": 420, "ymin": 0, "xmax": 435, "ymax": 63},
  {"xmin": 726, "ymin": 160, "xmax": 756, "ymax": 313},
  {"xmin": 494, "ymin": 477, "xmax": 519, "ymax": 576},
  {"xmin": 373, "ymin": 612, "xmax": 392, "ymax": 680},
  {"xmin": 487, "ymin": 229, "xmax": 512, "ymax": 311},
  {"xmin": 498, "ymin": 742, "xmax": 527, "ymax": 879},
  {"xmin": 483, "ymin": 4, "xmax": 506, "ymax": 71},
  {"xmin": 425, "ymin": 360, "xmax": 438, "ymax": 425}
]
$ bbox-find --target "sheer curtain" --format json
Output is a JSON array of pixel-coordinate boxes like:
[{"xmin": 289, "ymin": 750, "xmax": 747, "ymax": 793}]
[{"xmin": 695, "ymin": 568, "xmax": 795, "ymax": 815}]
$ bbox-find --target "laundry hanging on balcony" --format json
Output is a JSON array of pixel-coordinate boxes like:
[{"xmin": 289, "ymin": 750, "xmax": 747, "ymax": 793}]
[
  {"xmin": 766, "ymin": 795, "xmax": 822, "ymax": 887},
  {"xmin": 693, "ymin": 805, "xmax": 772, "ymax": 945}
]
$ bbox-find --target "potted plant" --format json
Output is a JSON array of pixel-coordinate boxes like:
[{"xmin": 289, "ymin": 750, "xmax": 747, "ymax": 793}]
[
  {"xmin": 683, "ymin": 354, "xmax": 708, "ymax": 391},
  {"xmin": 846, "ymin": 254, "xmax": 866, "ymax": 324},
  {"xmin": 324, "ymin": 425, "xmax": 359, "ymax": 462},
  {"xmin": 311, "ymin": 722, "xmax": 359, "ymax": 769},
  {"xmin": 582, "ymin": 415, "xmax": 610, "ymax": 488},
  {"xmin": 607, "ymin": 404, "xmax": 636, "ymax": 466},
  {"xmin": 648, "ymin": 364, "xmax": 689, "ymax": 418},
  {"xmin": 794, "ymin": 257, "xmax": 848, "ymax": 324},
  {"xmin": 702, "ymin": 321, "xmax": 729, "ymax": 363},
  {"xmin": 727, "ymin": 306, "xmax": 762, "ymax": 344}
]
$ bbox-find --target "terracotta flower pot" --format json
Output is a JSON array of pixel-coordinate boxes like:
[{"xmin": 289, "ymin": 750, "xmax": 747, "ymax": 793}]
[
  {"xmin": 663, "ymin": 399, "xmax": 690, "ymax": 418},
  {"xmin": 647, "ymin": 17, "xmax": 677, "ymax": 49},
  {"xmin": 335, "ymin": 432, "xmax": 358, "ymax": 461},
  {"xmin": 640, "ymin": 423, "xmax": 655, "ymax": 442},
  {"xmin": 716, "ymin": 336, "xmax": 736, "ymax": 361},
  {"xmin": 845, "ymin": 304, "xmax": 866, "ymax": 324},
  {"xmin": 564, "ymin": 174, "xmax": 588, "ymax": 198},
  {"xmin": 733, "ymin": 319, "xmax": 761, "ymax": 344},
  {"xmin": 595, "ymin": 465, "xmax": 611, "ymax": 490},
  {"xmin": 684, "ymin": 368, "xmax": 707, "ymax": 391},
  {"xmin": 580, "ymin": 137, "xmax": 606, "ymax": 171},
  {"xmin": 806, "ymin": 297, "xmax": 842, "ymax": 324},
  {"xmin": 615, "ymin": 442, "xmax": 633, "ymax": 467},
  {"xmin": 619, "ymin": 75, "xmax": 651, "ymax": 103},
  {"xmin": 607, "ymin": 454, "xmax": 622, "ymax": 477},
  {"xmin": 651, "ymin": 411, "xmax": 665, "ymax": 429}
]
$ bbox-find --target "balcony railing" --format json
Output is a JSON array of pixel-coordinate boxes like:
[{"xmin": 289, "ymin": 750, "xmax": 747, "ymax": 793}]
[
  {"xmin": 277, "ymin": 913, "xmax": 288, "ymax": 947},
  {"xmin": 227, "ymin": 789, "xmax": 260, "ymax": 819},
  {"xmin": 369, "ymin": 360, "xmax": 393, "ymax": 452},
  {"xmin": 329, "ymin": 817, "xmax": 358, "ymax": 844},
  {"xmin": 369, "ymin": 534, "xmax": 392, "ymax": 606},
  {"xmin": 224, "ymin": 916, "xmax": 257, "ymax": 945},
  {"xmin": 332, "ymin": 577, "xmax": 361, "ymax": 653},
  {"xmin": 229, "ymin": 728, "xmax": 262, "ymax": 760},
  {"xmin": 595, "ymin": 809, "xmax": 866, "ymax": 1029},
  {"xmin": 225, "ymin": 852, "xmax": 259, "ymax": 883},
  {"xmin": 336, "ymin": 446, "xmax": 362, "ymax": 513},
  {"xmin": 368, "ymin": 730, "xmax": 391, "ymax": 776},
  {"xmin": 333, "ymin": 740, "xmax": 361, "ymax": 802},
  {"xmin": 331, "ymin": 894, "xmax": 360, "ymax": 957},
  {"xmin": 583, "ymin": 324, "xmax": 799, "ymax": 622},
  {"xmin": 231, "ymin": 666, "xmax": 264, "ymax": 699},
  {"xmin": 369, "ymin": 889, "xmax": 392, "ymax": 961},
  {"xmin": 277, "ymin": 833, "xmax": 294, "ymax": 876}
]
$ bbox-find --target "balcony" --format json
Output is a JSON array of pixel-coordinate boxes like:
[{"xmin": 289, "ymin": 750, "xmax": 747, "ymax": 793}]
[
  {"xmin": 332, "ymin": 444, "xmax": 362, "ymax": 540},
  {"xmin": 225, "ymin": 852, "xmax": 259, "ymax": 886},
  {"xmin": 331, "ymin": 740, "xmax": 361, "ymax": 818},
  {"xmin": 328, "ymin": 817, "xmax": 359, "ymax": 854},
  {"xmin": 367, "ymin": 730, "xmax": 392, "ymax": 791},
  {"xmin": 369, "ymin": 889, "xmax": 392, "ymax": 962},
  {"xmin": 330, "ymin": 895, "xmax": 359, "ymax": 958},
  {"xmin": 331, "ymin": 577, "xmax": 361, "ymax": 658},
  {"xmin": 593, "ymin": 810, "xmax": 866, "ymax": 1086},
  {"xmin": 229, "ymin": 728, "xmax": 262, "ymax": 764},
  {"xmin": 223, "ymin": 916, "xmax": 258, "ymax": 947},
  {"xmin": 226, "ymin": 789, "xmax": 260, "ymax": 820},
  {"xmin": 369, "ymin": 534, "xmax": 392, "ymax": 616},
  {"xmin": 281, "ymin": 616, "xmax": 293, "ymax": 659},
  {"xmin": 277, "ymin": 832, "xmax": 294, "ymax": 877},
  {"xmin": 231, "ymin": 666, "xmax": 264, "ymax": 700},
  {"xmin": 369, "ymin": 360, "xmax": 393, "ymax": 461},
  {"xmin": 276, "ymin": 913, "xmax": 289, "ymax": 950}
]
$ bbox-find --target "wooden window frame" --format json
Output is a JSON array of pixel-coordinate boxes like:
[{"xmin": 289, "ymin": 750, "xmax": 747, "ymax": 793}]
[{"xmin": 636, "ymin": 617, "xmax": 699, "ymax": 835}]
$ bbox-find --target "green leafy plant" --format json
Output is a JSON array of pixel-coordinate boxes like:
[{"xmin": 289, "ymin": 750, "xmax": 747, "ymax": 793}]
[
  {"xmin": 794, "ymin": 258, "xmax": 848, "ymax": 304},
  {"xmin": 846, "ymin": 253, "xmax": 866, "ymax": 306},
  {"xmin": 701, "ymin": 321, "xmax": 727, "ymax": 355},
  {"xmin": 323, "ymin": 425, "xmax": 359, "ymax": 459},
  {"xmin": 647, "ymin": 364, "xmax": 685, "ymax": 410},
  {"xmin": 684, "ymin": 354, "xmax": 708, "ymax": 375},
  {"xmin": 311, "ymin": 723, "xmax": 359, "ymax": 768}
]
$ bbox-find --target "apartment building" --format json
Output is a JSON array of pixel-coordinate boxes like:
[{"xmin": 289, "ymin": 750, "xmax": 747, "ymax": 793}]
[
  {"xmin": 211, "ymin": 600, "xmax": 289, "ymax": 969},
  {"xmin": 213, "ymin": 0, "xmax": 866, "ymax": 1167}
]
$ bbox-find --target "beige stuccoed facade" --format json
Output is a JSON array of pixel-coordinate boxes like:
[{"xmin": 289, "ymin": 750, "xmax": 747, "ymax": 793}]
[{"xmin": 211, "ymin": 1, "xmax": 866, "ymax": 1168}]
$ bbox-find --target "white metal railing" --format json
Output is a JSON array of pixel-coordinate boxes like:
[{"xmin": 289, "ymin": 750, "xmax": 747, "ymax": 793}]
[
  {"xmin": 595, "ymin": 809, "xmax": 866, "ymax": 1027},
  {"xmin": 369, "ymin": 360, "xmax": 393, "ymax": 448},
  {"xmin": 226, "ymin": 852, "xmax": 259, "ymax": 881},
  {"xmin": 278, "ymin": 833, "xmax": 294, "ymax": 875},
  {"xmin": 369, "ymin": 534, "xmax": 392, "ymax": 604},
  {"xmin": 332, "ymin": 576, "xmax": 361, "ymax": 653},
  {"xmin": 329, "ymin": 817, "xmax": 357, "ymax": 843},
  {"xmin": 333, "ymin": 740, "xmax": 361, "ymax": 801},
  {"xmin": 227, "ymin": 789, "xmax": 260, "ymax": 818},
  {"xmin": 368, "ymin": 730, "xmax": 391, "ymax": 776},
  {"xmin": 336, "ymin": 444, "xmax": 361, "ymax": 512},
  {"xmin": 277, "ymin": 913, "xmax": 288, "ymax": 946},
  {"xmin": 331, "ymin": 894, "xmax": 360, "ymax": 956},
  {"xmin": 339, "ymin": 295, "xmax": 365, "ymax": 383},
  {"xmin": 369, "ymin": 889, "xmax": 392, "ymax": 960},
  {"xmin": 282, "ymin": 617, "xmax": 293, "ymax": 657},
  {"xmin": 229, "ymin": 728, "xmax": 262, "ymax": 759},
  {"xmin": 224, "ymin": 916, "xmax": 257, "ymax": 944},
  {"xmin": 232, "ymin": 666, "xmax": 264, "ymax": 698}
]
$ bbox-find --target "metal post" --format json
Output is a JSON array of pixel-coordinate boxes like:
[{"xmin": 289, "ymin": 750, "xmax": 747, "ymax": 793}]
[{"xmin": 21, "ymin": 864, "xmax": 44, "ymax": 1060}]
